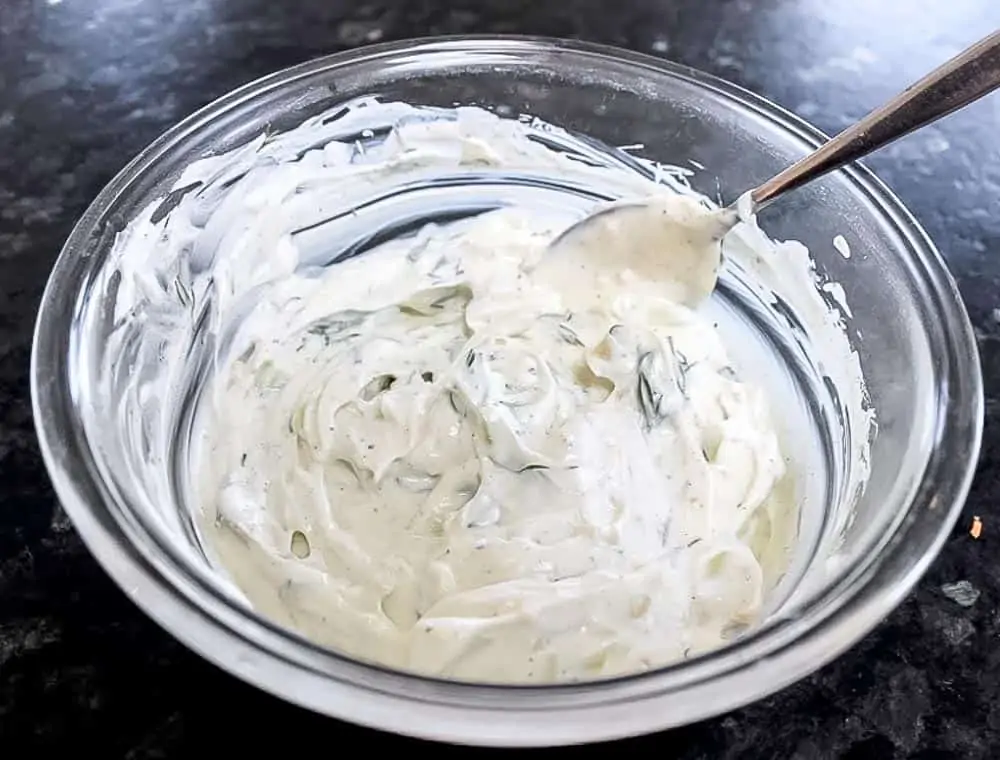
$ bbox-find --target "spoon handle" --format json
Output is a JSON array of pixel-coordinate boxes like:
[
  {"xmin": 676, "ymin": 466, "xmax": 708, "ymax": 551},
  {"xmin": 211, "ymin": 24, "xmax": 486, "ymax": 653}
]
[{"xmin": 750, "ymin": 29, "xmax": 1000, "ymax": 210}]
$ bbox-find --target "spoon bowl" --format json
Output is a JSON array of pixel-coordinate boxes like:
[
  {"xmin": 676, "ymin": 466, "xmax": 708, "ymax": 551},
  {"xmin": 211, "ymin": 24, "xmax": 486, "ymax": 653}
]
[
  {"xmin": 548, "ymin": 29, "xmax": 1000, "ymax": 297},
  {"xmin": 543, "ymin": 195, "xmax": 736, "ymax": 308}
]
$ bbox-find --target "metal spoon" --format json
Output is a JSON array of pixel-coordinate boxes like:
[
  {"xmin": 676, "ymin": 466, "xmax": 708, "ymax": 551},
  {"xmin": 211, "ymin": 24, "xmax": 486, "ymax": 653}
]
[{"xmin": 546, "ymin": 29, "xmax": 1000, "ymax": 307}]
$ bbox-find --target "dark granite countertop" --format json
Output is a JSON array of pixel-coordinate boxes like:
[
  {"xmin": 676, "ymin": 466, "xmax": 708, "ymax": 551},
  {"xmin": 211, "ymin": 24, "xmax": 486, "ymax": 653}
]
[{"xmin": 2, "ymin": 0, "xmax": 999, "ymax": 756}]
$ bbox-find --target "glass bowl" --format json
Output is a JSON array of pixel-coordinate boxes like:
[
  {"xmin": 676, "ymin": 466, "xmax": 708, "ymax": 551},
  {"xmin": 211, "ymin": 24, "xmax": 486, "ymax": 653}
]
[{"xmin": 31, "ymin": 37, "xmax": 983, "ymax": 746}]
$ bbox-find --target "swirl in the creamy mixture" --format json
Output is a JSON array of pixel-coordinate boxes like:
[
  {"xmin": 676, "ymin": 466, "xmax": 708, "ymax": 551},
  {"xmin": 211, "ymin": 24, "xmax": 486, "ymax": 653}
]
[
  {"xmin": 93, "ymin": 97, "xmax": 878, "ymax": 683},
  {"xmin": 199, "ymin": 183, "xmax": 790, "ymax": 679}
]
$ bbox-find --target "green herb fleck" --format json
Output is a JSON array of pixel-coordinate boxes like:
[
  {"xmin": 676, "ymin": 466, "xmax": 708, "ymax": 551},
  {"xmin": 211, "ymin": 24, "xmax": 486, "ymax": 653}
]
[
  {"xmin": 518, "ymin": 464, "xmax": 550, "ymax": 473},
  {"xmin": 359, "ymin": 373, "xmax": 397, "ymax": 401},
  {"xmin": 636, "ymin": 352, "xmax": 666, "ymax": 430},
  {"xmin": 557, "ymin": 323, "xmax": 584, "ymax": 347}
]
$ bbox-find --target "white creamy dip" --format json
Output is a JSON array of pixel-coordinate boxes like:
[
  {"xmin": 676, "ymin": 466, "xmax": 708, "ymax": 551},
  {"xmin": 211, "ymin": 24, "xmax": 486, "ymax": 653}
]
[{"xmin": 97, "ymin": 98, "xmax": 872, "ymax": 684}]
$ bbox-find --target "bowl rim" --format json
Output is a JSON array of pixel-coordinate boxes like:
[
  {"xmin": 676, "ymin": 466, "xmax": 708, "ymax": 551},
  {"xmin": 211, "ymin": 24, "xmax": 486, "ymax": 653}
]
[{"xmin": 31, "ymin": 34, "xmax": 984, "ymax": 746}]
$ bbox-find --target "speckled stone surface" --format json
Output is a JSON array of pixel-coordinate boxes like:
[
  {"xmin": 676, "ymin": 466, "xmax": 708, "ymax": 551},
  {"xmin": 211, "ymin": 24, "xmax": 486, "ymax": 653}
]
[{"xmin": 2, "ymin": 0, "xmax": 999, "ymax": 756}]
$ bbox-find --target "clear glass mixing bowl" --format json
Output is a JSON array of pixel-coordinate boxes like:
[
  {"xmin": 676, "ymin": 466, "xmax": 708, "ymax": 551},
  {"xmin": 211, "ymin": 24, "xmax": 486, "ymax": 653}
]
[{"xmin": 31, "ymin": 37, "xmax": 983, "ymax": 746}]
